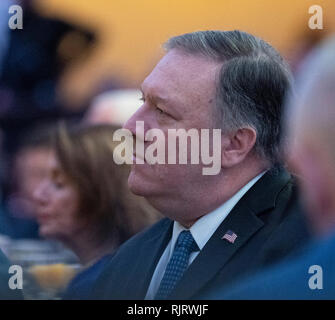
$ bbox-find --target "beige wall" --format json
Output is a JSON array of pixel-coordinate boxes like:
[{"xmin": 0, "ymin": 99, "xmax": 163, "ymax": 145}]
[{"xmin": 34, "ymin": 0, "xmax": 335, "ymax": 108}]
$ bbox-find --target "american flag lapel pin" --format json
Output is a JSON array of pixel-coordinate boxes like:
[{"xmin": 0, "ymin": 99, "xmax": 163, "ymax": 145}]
[{"xmin": 222, "ymin": 230, "xmax": 238, "ymax": 244}]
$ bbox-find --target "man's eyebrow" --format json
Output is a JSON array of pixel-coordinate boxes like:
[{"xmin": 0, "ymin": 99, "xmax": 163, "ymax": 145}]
[
  {"xmin": 140, "ymin": 85, "xmax": 181, "ymax": 117},
  {"xmin": 140, "ymin": 86, "xmax": 170, "ymax": 104}
]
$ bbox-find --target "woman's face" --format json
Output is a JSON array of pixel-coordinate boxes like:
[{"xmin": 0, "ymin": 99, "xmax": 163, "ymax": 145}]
[{"xmin": 33, "ymin": 151, "xmax": 82, "ymax": 242}]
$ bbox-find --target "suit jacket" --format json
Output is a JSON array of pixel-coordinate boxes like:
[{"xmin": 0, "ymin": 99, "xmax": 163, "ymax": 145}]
[
  {"xmin": 0, "ymin": 249, "xmax": 23, "ymax": 300},
  {"xmin": 86, "ymin": 166, "xmax": 311, "ymax": 300},
  {"xmin": 62, "ymin": 253, "xmax": 115, "ymax": 300},
  {"xmin": 214, "ymin": 233, "xmax": 335, "ymax": 300}
]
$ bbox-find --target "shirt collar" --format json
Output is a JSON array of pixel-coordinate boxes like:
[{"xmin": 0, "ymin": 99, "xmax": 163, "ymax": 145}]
[{"xmin": 169, "ymin": 171, "xmax": 267, "ymax": 257}]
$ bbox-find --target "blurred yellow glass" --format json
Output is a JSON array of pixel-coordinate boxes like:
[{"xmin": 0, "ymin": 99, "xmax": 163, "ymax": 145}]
[
  {"xmin": 5, "ymin": 239, "xmax": 80, "ymax": 299},
  {"xmin": 28, "ymin": 263, "xmax": 79, "ymax": 292}
]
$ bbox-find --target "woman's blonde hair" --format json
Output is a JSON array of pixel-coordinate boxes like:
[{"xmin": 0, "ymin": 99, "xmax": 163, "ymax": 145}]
[{"xmin": 54, "ymin": 122, "xmax": 159, "ymax": 247}]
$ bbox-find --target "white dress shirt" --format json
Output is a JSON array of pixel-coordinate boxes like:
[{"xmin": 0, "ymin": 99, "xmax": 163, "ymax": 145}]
[{"xmin": 145, "ymin": 171, "xmax": 266, "ymax": 299}]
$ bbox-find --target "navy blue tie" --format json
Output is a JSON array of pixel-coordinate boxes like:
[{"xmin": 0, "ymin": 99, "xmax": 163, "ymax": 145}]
[{"xmin": 155, "ymin": 230, "xmax": 199, "ymax": 300}]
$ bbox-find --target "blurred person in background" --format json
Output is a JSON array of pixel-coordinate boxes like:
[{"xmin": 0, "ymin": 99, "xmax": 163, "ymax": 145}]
[
  {"xmin": 0, "ymin": 124, "xmax": 54, "ymax": 239},
  {"xmin": 0, "ymin": 1, "xmax": 21, "ymax": 297},
  {"xmin": 84, "ymin": 89, "xmax": 142, "ymax": 126},
  {"xmin": 287, "ymin": 28, "xmax": 327, "ymax": 76},
  {"xmin": 208, "ymin": 36, "xmax": 335, "ymax": 300},
  {"xmin": 0, "ymin": 0, "xmax": 10, "ymax": 74},
  {"xmin": 0, "ymin": 0, "xmax": 11, "ymax": 201},
  {"xmin": 32, "ymin": 123, "xmax": 160, "ymax": 299},
  {"xmin": 0, "ymin": 0, "xmax": 96, "ymax": 156}
]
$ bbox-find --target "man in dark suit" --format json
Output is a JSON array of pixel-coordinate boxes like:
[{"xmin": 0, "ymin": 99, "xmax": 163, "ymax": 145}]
[
  {"xmin": 79, "ymin": 30, "xmax": 311, "ymax": 300},
  {"xmin": 206, "ymin": 36, "xmax": 335, "ymax": 300}
]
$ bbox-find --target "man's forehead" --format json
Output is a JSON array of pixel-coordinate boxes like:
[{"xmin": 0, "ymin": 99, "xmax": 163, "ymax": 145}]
[{"xmin": 141, "ymin": 49, "xmax": 220, "ymax": 98}]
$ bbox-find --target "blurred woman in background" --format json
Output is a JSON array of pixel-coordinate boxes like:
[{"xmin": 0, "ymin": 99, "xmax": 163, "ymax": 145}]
[{"xmin": 33, "ymin": 123, "xmax": 160, "ymax": 298}]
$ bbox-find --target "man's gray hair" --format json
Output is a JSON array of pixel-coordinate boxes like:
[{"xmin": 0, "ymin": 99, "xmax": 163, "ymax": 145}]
[{"xmin": 165, "ymin": 30, "xmax": 293, "ymax": 165}]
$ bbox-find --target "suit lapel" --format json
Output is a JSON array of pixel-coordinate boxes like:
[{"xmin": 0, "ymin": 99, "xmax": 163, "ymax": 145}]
[
  {"xmin": 170, "ymin": 201, "xmax": 263, "ymax": 299},
  {"xmin": 170, "ymin": 167, "xmax": 292, "ymax": 299},
  {"xmin": 127, "ymin": 218, "xmax": 173, "ymax": 299}
]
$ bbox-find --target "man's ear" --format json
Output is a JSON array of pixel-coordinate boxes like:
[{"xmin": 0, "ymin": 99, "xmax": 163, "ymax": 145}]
[{"xmin": 221, "ymin": 127, "xmax": 257, "ymax": 168}]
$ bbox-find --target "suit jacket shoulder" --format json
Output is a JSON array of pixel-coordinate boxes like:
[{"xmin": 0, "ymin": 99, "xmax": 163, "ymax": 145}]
[
  {"xmin": 219, "ymin": 233, "xmax": 335, "ymax": 300},
  {"xmin": 90, "ymin": 218, "xmax": 173, "ymax": 299}
]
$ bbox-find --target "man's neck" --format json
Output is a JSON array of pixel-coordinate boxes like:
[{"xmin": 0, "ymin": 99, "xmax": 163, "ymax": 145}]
[{"xmin": 176, "ymin": 162, "xmax": 269, "ymax": 228}]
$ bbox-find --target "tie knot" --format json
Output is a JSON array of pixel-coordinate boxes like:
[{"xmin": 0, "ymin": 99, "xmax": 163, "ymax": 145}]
[{"xmin": 176, "ymin": 230, "xmax": 199, "ymax": 253}]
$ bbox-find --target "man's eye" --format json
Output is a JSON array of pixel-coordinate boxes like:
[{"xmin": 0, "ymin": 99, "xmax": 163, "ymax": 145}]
[
  {"xmin": 139, "ymin": 96, "xmax": 145, "ymax": 102},
  {"xmin": 156, "ymin": 107, "xmax": 164, "ymax": 114}
]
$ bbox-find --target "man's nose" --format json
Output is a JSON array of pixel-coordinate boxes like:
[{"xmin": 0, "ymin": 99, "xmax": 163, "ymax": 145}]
[{"xmin": 123, "ymin": 105, "xmax": 151, "ymax": 137}]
